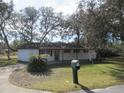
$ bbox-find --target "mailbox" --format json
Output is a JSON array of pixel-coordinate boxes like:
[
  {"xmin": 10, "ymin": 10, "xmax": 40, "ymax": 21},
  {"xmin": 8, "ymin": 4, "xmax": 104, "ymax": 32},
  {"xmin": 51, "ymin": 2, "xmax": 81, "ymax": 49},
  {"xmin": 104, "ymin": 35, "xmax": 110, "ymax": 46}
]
[
  {"xmin": 71, "ymin": 60, "xmax": 80, "ymax": 84},
  {"xmin": 71, "ymin": 60, "xmax": 80, "ymax": 70}
]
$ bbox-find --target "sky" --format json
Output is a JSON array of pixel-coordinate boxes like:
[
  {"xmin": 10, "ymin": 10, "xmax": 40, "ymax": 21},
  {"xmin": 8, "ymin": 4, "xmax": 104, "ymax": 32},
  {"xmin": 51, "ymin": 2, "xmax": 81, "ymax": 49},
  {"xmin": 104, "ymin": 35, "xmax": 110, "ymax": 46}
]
[{"xmin": 3, "ymin": 0, "xmax": 79, "ymax": 15}]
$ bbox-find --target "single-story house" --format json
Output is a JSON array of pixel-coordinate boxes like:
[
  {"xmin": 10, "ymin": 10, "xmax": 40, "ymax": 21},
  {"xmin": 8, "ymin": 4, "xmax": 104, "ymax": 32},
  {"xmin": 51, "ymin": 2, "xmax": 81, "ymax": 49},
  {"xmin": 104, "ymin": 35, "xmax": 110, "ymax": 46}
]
[{"xmin": 17, "ymin": 43, "xmax": 96, "ymax": 63}]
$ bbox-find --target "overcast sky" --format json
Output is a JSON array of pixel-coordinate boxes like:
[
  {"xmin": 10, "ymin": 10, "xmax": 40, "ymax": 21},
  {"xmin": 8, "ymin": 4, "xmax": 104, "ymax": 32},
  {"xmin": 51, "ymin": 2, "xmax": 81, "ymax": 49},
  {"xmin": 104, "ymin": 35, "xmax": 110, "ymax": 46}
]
[{"xmin": 3, "ymin": 0, "xmax": 79, "ymax": 15}]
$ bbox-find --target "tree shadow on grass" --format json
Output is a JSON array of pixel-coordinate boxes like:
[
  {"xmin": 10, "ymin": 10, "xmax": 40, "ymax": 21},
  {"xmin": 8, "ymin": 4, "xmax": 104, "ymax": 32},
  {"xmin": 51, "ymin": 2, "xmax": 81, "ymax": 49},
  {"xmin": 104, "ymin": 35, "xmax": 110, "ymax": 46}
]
[
  {"xmin": 77, "ymin": 83, "xmax": 95, "ymax": 93},
  {"xmin": 107, "ymin": 65, "xmax": 124, "ymax": 80}
]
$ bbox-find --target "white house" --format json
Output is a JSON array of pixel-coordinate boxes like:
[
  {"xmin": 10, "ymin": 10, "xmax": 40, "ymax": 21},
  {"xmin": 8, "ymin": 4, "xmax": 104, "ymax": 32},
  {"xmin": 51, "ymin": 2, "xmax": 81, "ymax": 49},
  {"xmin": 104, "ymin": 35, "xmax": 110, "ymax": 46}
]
[
  {"xmin": 17, "ymin": 43, "xmax": 97, "ymax": 63},
  {"xmin": 17, "ymin": 49, "xmax": 39, "ymax": 62}
]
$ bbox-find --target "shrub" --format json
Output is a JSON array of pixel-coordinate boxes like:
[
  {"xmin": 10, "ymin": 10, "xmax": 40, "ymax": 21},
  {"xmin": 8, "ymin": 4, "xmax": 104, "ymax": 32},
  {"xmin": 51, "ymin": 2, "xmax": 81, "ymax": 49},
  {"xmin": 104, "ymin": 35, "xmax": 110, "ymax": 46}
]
[
  {"xmin": 96, "ymin": 48, "xmax": 119, "ymax": 58},
  {"xmin": 27, "ymin": 55, "xmax": 48, "ymax": 73}
]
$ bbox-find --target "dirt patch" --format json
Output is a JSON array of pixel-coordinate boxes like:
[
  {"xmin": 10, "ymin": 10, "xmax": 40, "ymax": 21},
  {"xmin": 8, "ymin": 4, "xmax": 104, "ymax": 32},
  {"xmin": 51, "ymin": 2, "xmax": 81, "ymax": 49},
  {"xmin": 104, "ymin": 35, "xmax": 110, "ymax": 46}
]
[{"xmin": 9, "ymin": 68, "xmax": 53, "ymax": 88}]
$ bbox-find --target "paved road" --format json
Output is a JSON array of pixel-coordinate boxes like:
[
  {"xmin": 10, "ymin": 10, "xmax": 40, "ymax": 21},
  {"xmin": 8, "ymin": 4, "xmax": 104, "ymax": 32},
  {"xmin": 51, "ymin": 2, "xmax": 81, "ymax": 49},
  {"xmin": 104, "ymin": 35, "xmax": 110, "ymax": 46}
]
[
  {"xmin": 0, "ymin": 64, "xmax": 51, "ymax": 93},
  {"xmin": 69, "ymin": 85, "xmax": 124, "ymax": 93}
]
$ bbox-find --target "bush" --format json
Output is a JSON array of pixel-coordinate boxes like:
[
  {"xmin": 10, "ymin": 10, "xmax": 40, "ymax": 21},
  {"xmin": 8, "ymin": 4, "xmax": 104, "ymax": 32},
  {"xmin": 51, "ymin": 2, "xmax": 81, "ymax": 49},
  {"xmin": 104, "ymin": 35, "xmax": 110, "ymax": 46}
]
[
  {"xmin": 96, "ymin": 48, "xmax": 119, "ymax": 58},
  {"xmin": 27, "ymin": 55, "xmax": 48, "ymax": 73}
]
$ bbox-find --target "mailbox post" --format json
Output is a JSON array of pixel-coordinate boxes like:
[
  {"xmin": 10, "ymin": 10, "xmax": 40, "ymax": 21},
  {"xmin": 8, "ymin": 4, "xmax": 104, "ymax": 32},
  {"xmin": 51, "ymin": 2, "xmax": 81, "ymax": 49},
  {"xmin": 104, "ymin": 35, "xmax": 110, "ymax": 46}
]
[{"xmin": 71, "ymin": 60, "xmax": 80, "ymax": 84}]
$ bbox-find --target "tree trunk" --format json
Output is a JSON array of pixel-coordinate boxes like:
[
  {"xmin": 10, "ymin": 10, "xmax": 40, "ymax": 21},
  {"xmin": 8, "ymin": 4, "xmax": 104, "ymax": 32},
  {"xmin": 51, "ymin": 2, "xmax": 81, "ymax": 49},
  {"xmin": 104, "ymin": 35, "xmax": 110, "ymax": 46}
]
[
  {"xmin": 1, "ymin": 29, "xmax": 12, "ymax": 60},
  {"xmin": 76, "ymin": 50, "xmax": 78, "ymax": 60},
  {"xmin": 77, "ymin": 30, "xmax": 80, "ymax": 46},
  {"xmin": 7, "ymin": 48, "xmax": 10, "ymax": 60},
  {"xmin": 76, "ymin": 29, "xmax": 80, "ymax": 60}
]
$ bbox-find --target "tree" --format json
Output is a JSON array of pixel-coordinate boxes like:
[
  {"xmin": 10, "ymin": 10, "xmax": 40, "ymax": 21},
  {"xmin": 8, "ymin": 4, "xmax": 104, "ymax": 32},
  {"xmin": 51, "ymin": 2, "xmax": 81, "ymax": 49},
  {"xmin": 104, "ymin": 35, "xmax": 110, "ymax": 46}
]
[
  {"xmin": 38, "ymin": 7, "xmax": 63, "ymax": 44},
  {"xmin": 82, "ymin": 0, "xmax": 124, "ymax": 48},
  {"xmin": 64, "ymin": 2, "xmax": 87, "ymax": 46},
  {"xmin": 103, "ymin": 0, "xmax": 124, "ymax": 41},
  {"xmin": 78, "ymin": 0, "xmax": 111, "ymax": 48},
  {"xmin": 0, "ymin": 0, "xmax": 14, "ymax": 59},
  {"xmin": 12, "ymin": 7, "xmax": 39, "ymax": 44},
  {"xmin": 65, "ymin": 13, "xmax": 82, "ymax": 46}
]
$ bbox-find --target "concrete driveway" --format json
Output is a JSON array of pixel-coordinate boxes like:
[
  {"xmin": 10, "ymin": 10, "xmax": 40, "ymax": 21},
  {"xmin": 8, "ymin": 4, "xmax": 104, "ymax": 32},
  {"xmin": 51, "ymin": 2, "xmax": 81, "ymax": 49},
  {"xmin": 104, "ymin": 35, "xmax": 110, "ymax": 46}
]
[
  {"xmin": 93, "ymin": 85, "xmax": 124, "ymax": 93},
  {"xmin": 69, "ymin": 85, "xmax": 124, "ymax": 93},
  {"xmin": 0, "ymin": 64, "xmax": 51, "ymax": 93}
]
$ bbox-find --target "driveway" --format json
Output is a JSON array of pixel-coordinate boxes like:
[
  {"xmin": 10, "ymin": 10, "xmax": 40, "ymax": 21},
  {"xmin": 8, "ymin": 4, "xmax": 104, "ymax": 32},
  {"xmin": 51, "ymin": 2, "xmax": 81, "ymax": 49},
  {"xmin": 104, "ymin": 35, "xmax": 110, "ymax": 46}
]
[
  {"xmin": 0, "ymin": 64, "xmax": 51, "ymax": 93},
  {"xmin": 69, "ymin": 85, "xmax": 124, "ymax": 93}
]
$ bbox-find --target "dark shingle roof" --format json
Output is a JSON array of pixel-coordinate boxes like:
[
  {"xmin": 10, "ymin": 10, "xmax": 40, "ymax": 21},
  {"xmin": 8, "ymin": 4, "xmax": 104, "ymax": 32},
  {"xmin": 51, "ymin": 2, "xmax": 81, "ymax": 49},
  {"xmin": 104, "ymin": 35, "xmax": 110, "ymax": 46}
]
[
  {"xmin": 18, "ymin": 42, "xmax": 84, "ymax": 49},
  {"xmin": 17, "ymin": 43, "xmax": 40, "ymax": 49}
]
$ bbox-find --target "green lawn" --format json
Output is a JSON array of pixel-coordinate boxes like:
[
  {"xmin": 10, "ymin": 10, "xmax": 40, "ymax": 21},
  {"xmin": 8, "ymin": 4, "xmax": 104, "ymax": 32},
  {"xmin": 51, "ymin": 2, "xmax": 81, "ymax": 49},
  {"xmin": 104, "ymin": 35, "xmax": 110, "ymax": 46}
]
[
  {"xmin": 32, "ymin": 63, "xmax": 124, "ymax": 92},
  {"xmin": 9, "ymin": 57, "xmax": 124, "ymax": 93},
  {"xmin": 0, "ymin": 56, "xmax": 17, "ymax": 67}
]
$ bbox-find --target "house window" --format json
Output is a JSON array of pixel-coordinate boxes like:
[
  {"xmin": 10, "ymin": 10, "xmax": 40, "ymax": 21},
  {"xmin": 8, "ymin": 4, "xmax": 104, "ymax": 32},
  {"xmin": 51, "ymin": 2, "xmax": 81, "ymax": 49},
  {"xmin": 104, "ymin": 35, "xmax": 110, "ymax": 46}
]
[
  {"xmin": 48, "ymin": 50, "xmax": 52, "ymax": 56},
  {"xmin": 64, "ymin": 50, "xmax": 71, "ymax": 53},
  {"xmin": 73, "ymin": 49, "xmax": 80, "ymax": 53},
  {"xmin": 40, "ymin": 50, "xmax": 45, "ymax": 54},
  {"xmin": 83, "ymin": 49, "xmax": 88, "ymax": 53},
  {"xmin": 40, "ymin": 50, "xmax": 52, "ymax": 56},
  {"xmin": 46, "ymin": 50, "xmax": 52, "ymax": 56}
]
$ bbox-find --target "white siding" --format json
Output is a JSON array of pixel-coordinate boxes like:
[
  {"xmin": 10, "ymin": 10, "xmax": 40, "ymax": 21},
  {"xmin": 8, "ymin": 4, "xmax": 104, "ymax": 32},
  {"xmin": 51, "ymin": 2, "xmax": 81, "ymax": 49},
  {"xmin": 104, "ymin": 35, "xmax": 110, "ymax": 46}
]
[
  {"xmin": 47, "ymin": 56, "xmax": 55, "ymax": 61},
  {"xmin": 17, "ymin": 49, "xmax": 39, "ymax": 62},
  {"xmin": 60, "ymin": 50, "xmax": 96, "ymax": 61},
  {"xmin": 78, "ymin": 50, "xmax": 89, "ymax": 60},
  {"xmin": 63, "ymin": 50, "xmax": 76, "ymax": 60},
  {"xmin": 88, "ymin": 50, "xmax": 97, "ymax": 61}
]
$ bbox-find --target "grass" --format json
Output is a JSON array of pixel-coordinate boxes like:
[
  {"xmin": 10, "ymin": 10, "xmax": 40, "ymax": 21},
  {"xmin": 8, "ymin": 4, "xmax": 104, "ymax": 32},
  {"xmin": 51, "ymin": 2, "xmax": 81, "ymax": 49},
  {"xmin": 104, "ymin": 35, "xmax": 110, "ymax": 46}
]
[
  {"xmin": 32, "ymin": 63, "xmax": 124, "ymax": 92},
  {"xmin": 9, "ymin": 57, "xmax": 124, "ymax": 93},
  {"xmin": 0, "ymin": 55, "xmax": 17, "ymax": 67}
]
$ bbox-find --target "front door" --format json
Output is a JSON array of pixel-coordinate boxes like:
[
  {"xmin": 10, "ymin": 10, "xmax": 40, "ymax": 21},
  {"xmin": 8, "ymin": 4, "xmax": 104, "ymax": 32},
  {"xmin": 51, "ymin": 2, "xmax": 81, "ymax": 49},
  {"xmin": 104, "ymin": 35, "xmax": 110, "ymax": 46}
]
[{"xmin": 54, "ymin": 50, "xmax": 59, "ymax": 61}]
